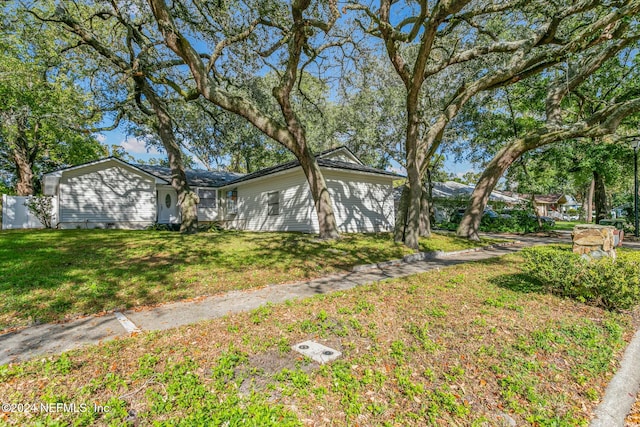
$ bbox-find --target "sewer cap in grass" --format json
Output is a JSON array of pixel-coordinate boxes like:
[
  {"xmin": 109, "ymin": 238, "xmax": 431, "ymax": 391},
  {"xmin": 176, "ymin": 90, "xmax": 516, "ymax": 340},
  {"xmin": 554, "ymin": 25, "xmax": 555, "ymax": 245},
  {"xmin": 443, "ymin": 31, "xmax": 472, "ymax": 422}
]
[{"xmin": 292, "ymin": 340, "xmax": 341, "ymax": 364}]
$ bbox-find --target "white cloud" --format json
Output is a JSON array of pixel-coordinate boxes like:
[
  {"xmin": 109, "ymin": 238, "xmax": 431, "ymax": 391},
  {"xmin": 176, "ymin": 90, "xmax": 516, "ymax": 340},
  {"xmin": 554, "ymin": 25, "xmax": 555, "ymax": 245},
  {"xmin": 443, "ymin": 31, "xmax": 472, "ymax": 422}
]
[
  {"xmin": 94, "ymin": 134, "xmax": 107, "ymax": 143},
  {"xmin": 120, "ymin": 137, "xmax": 160, "ymax": 155}
]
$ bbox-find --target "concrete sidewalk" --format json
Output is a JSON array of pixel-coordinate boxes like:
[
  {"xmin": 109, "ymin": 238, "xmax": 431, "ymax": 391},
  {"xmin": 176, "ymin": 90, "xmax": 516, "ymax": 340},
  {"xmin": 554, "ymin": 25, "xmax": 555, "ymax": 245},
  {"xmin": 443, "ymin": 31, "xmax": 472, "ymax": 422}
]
[{"xmin": 0, "ymin": 241, "xmax": 529, "ymax": 365}]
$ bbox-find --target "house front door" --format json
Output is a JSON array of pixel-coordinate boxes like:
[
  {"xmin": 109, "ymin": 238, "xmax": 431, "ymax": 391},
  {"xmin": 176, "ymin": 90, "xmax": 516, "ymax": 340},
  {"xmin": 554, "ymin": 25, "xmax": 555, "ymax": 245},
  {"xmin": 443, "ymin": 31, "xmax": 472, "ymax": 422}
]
[{"xmin": 158, "ymin": 189, "xmax": 179, "ymax": 224}]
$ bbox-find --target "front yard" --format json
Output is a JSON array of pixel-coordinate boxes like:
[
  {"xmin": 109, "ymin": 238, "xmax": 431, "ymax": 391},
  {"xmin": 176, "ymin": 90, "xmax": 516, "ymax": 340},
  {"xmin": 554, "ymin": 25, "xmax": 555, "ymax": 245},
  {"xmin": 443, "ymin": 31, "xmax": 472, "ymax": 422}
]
[
  {"xmin": 0, "ymin": 229, "xmax": 504, "ymax": 331},
  {"xmin": 0, "ymin": 254, "xmax": 635, "ymax": 426}
]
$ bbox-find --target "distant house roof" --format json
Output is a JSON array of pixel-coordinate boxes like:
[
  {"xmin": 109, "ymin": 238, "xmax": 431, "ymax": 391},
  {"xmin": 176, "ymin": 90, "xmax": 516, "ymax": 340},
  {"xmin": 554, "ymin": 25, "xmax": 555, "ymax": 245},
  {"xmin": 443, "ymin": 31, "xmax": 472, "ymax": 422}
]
[
  {"xmin": 393, "ymin": 181, "xmax": 521, "ymax": 204},
  {"xmin": 503, "ymin": 193, "xmax": 578, "ymax": 206},
  {"xmin": 535, "ymin": 194, "xmax": 566, "ymax": 204},
  {"xmin": 135, "ymin": 164, "xmax": 243, "ymax": 188},
  {"xmin": 431, "ymin": 181, "xmax": 521, "ymax": 203}
]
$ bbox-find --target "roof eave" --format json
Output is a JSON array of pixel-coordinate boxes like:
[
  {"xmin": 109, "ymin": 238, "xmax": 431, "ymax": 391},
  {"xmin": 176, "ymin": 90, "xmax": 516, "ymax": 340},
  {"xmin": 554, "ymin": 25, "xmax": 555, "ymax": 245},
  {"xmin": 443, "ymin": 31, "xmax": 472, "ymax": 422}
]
[{"xmin": 43, "ymin": 157, "xmax": 171, "ymax": 184}]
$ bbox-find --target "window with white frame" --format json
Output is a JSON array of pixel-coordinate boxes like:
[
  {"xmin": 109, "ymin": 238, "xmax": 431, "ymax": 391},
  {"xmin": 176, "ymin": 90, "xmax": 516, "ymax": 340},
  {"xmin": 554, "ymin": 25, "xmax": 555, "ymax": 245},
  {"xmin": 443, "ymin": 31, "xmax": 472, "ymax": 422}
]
[
  {"xmin": 197, "ymin": 189, "xmax": 217, "ymax": 208},
  {"xmin": 268, "ymin": 191, "xmax": 280, "ymax": 216},
  {"xmin": 227, "ymin": 189, "xmax": 238, "ymax": 214}
]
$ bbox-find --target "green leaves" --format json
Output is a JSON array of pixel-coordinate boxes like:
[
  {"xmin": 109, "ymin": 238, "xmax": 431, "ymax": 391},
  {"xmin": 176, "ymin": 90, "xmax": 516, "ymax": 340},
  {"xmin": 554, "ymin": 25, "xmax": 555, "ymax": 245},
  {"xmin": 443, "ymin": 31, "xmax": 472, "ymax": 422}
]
[
  {"xmin": 0, "ymin": 5, "xmax": 104, "ymax": 193},
  {"xmin": 522, "ymin": 246, "xmax": 640, "ymax": 311}
]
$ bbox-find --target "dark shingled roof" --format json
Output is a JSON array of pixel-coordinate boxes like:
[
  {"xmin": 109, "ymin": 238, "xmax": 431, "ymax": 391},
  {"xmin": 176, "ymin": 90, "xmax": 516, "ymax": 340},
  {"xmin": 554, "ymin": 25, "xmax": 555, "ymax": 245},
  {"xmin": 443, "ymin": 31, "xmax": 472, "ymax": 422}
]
[
  {"xmin": 224, "ymin": 158, "xmax": 401, "ymax": 186},
  {"xmin": 135, "ymin": 164, "xmax": 243, "ymax": 187},
  {"xmin": 85, "ymin": 146, "xmax": 402, "ymax": 188},
  {"xmin": 45, "ymin": 147, "xmax": 400, "ymax": 188}
]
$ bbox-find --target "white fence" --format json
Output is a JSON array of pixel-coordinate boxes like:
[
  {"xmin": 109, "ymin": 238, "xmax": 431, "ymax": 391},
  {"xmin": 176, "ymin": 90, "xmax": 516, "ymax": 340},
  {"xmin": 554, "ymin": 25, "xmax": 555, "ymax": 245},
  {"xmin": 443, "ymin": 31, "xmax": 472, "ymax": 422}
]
[{"xmin": 1, "ymin": 195, "xmax": 57, "ymax": 230}]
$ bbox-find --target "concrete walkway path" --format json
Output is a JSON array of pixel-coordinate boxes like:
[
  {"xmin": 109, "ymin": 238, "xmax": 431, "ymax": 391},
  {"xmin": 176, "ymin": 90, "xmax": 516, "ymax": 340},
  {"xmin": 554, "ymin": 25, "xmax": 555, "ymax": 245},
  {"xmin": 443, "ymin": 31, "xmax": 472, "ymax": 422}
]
[{"xmin": 0, "ymin": 239, "xmax": 533, "ymax": 366}]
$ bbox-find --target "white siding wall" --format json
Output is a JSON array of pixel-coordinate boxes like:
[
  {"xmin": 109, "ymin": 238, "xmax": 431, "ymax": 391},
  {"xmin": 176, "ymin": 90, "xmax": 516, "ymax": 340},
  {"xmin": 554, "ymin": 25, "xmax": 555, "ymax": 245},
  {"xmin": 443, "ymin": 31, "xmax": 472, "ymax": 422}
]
[
  {"xmin": 197, "ymin": 206, "xmax": 219, "ymax": 222},
  {"xmin": 310, "ymin": 170, "xmax": 395, "ymax": 233},
  {"xmin": 225, "ymin": 168, "xmax": 395, "ymax": 233},
  {"xmin": 226, "ymin": 170, "xmax": 314, "ymax": 232},
  {"xmin": 58, "ymin": 163, "xmax": 156, "ymax": 229},
  {"xmin": 196, "ymin": 187, "xmax": 219, "ymax": 222}
]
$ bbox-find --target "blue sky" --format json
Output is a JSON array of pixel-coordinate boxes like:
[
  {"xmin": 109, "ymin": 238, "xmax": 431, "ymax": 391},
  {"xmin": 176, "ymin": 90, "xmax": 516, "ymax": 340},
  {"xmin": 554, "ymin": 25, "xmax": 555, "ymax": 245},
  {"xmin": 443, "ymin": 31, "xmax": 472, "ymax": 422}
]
[
  {"xmin": 84, "ymin": 1, "xmax": 477, "ymax": 178},
  {"xmin": 97, "ymin": 129, "xmax": 164, "ymax": 163}
]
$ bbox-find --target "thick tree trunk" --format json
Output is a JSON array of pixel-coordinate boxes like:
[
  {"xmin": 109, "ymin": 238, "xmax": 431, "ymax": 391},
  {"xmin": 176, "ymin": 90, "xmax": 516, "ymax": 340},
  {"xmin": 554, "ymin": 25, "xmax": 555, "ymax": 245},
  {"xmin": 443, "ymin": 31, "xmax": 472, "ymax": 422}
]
[
  {"xmin": 141, "ymin": 83, "xmax": 199, "ymax": 233},
  {"xmin": 13, "ymin": 144, "xmax": 35, "ymax": 196},
  {"xmin": 426, "ymin": 169, "xmax": 436, "ymax": 227},
  {"xmin": 594, "ymin": 171, "xmax": 607, "ymax": 224},
  {"xmin": 531, "ymin": 194, "xmax": 543, "ymax": 229},
  {"xmin": 457, "ymin": 142, "xmax": 526, "ymax": 240},
  {"xmin": 299, "ymin": 147, "xmax": 339, "ymax": 239},
  {"xmin": 419, "ymin": 184, "xmax": 431, "ymax": 238},
  {"xmin": 8, "ymin": 127, "xmax": 36, "ymax": 196},
  {"xmin": 404, "ymin": 161, "xmax": 422, "ymax": 249},
  {"xmin": 401, "ymin": 115, "xmax": 423, "ymax": 249},
  {"xmin": 585, "ymin": 179, "xmax": 595, "ymax": 223},
  {"xmin": 149, "ymin": 0, "xmax": 340, "ymax": 239},
  {"xmin": 274, "ymin": 101, "xmax": 339, "ymax": 239},
  {"xmin": 394, "ymin": 185, "xmax": 409, "ymax": 243}
]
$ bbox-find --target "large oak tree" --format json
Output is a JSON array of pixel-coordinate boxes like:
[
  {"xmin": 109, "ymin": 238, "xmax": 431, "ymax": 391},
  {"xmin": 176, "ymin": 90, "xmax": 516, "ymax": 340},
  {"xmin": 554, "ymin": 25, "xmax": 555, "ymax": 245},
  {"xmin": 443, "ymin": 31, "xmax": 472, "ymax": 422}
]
[
  {"xmin": 457, "ymin": 26, "xmax": 640, "ymax": 239},
  {"xmin": 41, "ymin": 2, "xmax": 201, "ymax": 232},
  {"xmin": 0, "ymin": 6, "xmax": 103, "ymax": 195},
  {"xmin": 349, "ymin": 0, "xmax": 640, "ymax": 247},
  {"xmin": 145, "ymin": 0, "xmax": 350, "ymax": 239}
]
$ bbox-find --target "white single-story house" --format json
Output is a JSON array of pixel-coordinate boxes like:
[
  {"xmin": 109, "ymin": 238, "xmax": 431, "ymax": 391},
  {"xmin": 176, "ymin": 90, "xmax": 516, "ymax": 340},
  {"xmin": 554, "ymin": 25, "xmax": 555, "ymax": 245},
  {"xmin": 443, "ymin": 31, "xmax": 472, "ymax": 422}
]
[{"xmin": 41, "ymin": 147, "xmax": 399, "ymax": 233}]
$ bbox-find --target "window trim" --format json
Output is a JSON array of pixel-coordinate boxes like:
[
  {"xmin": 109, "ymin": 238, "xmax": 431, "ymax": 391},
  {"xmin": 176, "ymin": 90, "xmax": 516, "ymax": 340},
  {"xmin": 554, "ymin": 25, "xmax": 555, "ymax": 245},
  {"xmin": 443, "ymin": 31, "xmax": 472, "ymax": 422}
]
[
  {"xmin": 197, "ymin": 188, "xmax": 217, "ymax": 209},
  {"xmin": 227, "ymin": 189, "xmax": 238, "ymax": 214},
  {"xmin": 267, "ymin": 191, "xmax": 280, "ymax": 216}
]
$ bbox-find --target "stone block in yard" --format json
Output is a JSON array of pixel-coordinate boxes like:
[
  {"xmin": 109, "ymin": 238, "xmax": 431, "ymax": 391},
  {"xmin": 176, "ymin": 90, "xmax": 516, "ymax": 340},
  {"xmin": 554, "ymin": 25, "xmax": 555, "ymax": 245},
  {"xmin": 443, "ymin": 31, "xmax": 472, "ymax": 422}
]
[{"xmin": 572, "ymin": 224, "xmax": 616, "ymax": 259}]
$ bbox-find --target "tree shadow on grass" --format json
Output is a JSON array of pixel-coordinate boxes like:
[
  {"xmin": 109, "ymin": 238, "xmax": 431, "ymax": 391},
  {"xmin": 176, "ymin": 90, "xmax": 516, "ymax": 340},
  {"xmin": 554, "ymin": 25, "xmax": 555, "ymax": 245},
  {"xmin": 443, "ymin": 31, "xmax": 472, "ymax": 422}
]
[
  {"xmin": 0, "ymin": 229, "xmax": 411, "ymax": 328},
  {"xmin": 490, "ymin": 272, "xmax": 547, "ymax": 294},
  {"xmin": 248, "ymin": 231, "xmax": 408, "ymax": 276},
  {"xmin": 473, "ymin": 256, "xmax": 548, "ymax": 295},
  {"xmin": 0, "ymin": 228, "xmax": 510, "ymax": 329}
]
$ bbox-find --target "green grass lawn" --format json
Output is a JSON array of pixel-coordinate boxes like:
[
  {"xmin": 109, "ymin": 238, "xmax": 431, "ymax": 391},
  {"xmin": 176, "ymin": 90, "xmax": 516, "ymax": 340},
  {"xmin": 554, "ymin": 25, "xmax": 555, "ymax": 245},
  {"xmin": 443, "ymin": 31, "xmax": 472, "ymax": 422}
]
[
  {"xmin": 553, "ymin": 220, "xmax": 588, "ymax": 231},
  {"xmin": 0, "ymin": 229, "xmax": 505, "ymax": 330},
  {"xmin": 0, "ymin": 254, "xmax": 633, "ymax": 426}
]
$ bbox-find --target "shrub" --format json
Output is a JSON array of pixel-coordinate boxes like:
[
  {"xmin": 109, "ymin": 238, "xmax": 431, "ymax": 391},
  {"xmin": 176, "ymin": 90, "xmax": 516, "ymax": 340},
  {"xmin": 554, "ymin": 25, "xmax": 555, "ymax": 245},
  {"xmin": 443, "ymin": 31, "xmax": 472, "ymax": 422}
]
[
  {"xmin": 145, "ymin": 223, "xmax": 172, "ymax": 231},
  {"xmin": 199, "ymin": 221, "xmax": 224, "ymax": 232},
  {"xmin": 440, "ymin": 210, "xmax": 552, "ymax": 233},
  {"xmin": 24, "ymin": 196, "xmax": 54, "ymax": 228},
  {"xmin": 522, "ymin": 247, "xmax": 640, "ymax": 311}
]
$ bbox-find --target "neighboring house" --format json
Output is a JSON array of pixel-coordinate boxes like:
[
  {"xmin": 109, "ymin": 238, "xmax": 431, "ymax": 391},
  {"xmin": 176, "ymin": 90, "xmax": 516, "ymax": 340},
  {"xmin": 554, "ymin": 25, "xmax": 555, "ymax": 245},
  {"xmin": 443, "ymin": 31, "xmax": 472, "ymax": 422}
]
[
  {"xmin": 431, "ymin": 181, "xmax": 521, "ymax": 204},
  {"xmin": 40, "ymin": 147, "xmax": 399, "ymax": 233},
  {"xmin": 502, "ymin": 193, "xmax": 579, "ymax": 218},
  {"xmin": 395, "ymin": 181, "xmax": 522, "ymax": 222},
  {"xmin": 532, "ymin": 194, "xmax": 579, "ymax": 218}
]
